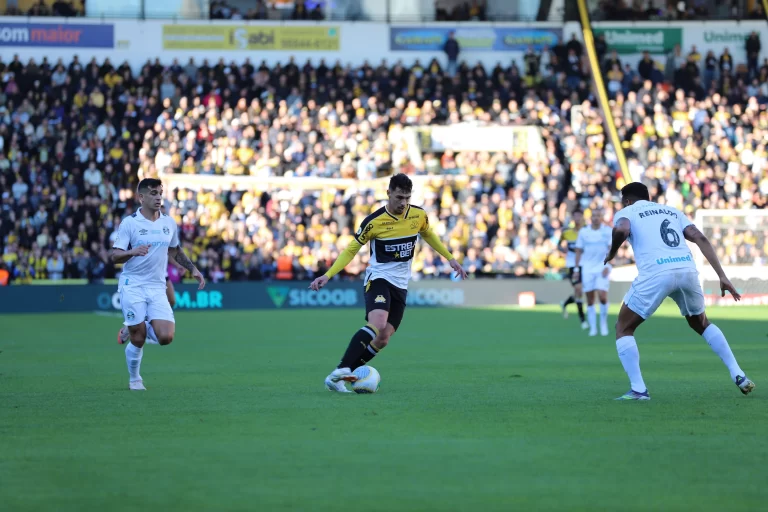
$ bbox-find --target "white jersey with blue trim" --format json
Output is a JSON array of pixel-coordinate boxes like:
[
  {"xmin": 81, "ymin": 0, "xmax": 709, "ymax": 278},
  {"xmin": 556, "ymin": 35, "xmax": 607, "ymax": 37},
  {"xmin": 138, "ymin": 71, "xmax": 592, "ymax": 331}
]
[
  {"xmin": 575, "ymin": 224, "xmax": 612, "ymax": 273},
  {"xmin": 113, "ymin": 208, "xmax": 180, "ymax": 290},
  {"xmin": 614, "ymin": 200, "xmax": 696, "ymax": 281}
]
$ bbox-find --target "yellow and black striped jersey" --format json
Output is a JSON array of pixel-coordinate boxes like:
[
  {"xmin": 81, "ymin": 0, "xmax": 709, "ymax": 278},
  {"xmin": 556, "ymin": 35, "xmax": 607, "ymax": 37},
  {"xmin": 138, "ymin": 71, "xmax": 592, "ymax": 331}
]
[
  {"xmin": 355, "ymin": 205, "xmax": 431, "ymax": 290},
  {"xmin": 561, "ymin": 227, "xmax": 579, "ymax": 268}
]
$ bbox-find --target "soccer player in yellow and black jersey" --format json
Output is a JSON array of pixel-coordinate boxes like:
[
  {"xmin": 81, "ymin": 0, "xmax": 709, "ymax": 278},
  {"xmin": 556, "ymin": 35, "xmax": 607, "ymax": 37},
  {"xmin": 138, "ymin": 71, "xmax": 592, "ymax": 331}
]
[
  {"xmin": 309, "ymin": 174, "xmax": 468, "ymax": 392},
  {"xmin": 560, "ymin": 210, "xmax": 588, "ymax": 329}
]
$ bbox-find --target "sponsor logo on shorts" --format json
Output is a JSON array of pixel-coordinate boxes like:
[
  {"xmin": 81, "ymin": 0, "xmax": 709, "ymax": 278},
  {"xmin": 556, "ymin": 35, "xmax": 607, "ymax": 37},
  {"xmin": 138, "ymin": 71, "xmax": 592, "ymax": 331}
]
[
  {"xmin": 126, "ymin": 310, "xmax": 135, "ymax": 320},
  {"xmin": 656, "ymin": 254, "xmax": 692, "ymax": 265},
  {"xmin": 375, "ymin": 295, "xmax": 386, "ymax": 303}
]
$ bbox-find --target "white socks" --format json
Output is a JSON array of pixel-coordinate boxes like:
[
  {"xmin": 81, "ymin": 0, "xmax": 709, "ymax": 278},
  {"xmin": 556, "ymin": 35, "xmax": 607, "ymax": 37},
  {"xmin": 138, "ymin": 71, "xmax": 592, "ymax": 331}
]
[
  {"xmin": 587, "ymin": 305, "xmax": 597, "ymax": 331},
  {"xmin": 702, "ymin": 324, "xmax": 744, "ymax": 382},
  {"xmin": 616, "ymin": 336, "xmax": 647, "ymax": 393},
  {"xmin": 145, "ymin": 321, "xmax": 159, "ymax": 345},
  {"xmin": 600, "ymin": 302, "xmax": 608, "ymax": 324},
  {"xmin": 125, "ymin": 342, "xmax": 143, "ymax": 383}
]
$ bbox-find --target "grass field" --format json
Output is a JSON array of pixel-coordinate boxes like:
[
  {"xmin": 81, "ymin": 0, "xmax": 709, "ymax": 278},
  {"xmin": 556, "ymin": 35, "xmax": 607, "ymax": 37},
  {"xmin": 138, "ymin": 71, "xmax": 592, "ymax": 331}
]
[{"xmin": 2, "ymin": 304, "xmax": 767, "ymax": 511}]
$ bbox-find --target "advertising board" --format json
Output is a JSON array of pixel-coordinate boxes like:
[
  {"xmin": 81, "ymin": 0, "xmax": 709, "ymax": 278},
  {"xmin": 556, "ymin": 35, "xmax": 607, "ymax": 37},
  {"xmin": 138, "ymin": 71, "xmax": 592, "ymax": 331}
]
[
  {"xmin": 162, "ymin": 24, "xmax": 340, "ymax": 51},
  {"xmin": 0, "ymin": 21, "xmax": 113, "ymax": 48},
  {"xmin": 591, "ymin": 26, "xmax": 681, "ymax": 55},
  {"xmin": 390, "ymin": 26, "xmax": 562, "ymax": 52}
]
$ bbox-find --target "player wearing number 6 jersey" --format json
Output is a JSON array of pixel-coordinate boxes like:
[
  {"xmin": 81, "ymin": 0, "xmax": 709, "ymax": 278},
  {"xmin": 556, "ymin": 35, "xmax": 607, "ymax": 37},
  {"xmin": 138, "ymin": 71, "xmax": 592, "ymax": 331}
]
[{"xmin": 604, "ymin": 183, "xmax": 754, "ymax": 400}]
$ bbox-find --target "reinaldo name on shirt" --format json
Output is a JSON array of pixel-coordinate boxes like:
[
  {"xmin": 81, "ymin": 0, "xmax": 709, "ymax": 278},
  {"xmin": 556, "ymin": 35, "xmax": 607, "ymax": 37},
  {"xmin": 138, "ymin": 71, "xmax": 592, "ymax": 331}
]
[{"xmin": 639, "ymin": 208, "xmax": 678, "ymax": 219}]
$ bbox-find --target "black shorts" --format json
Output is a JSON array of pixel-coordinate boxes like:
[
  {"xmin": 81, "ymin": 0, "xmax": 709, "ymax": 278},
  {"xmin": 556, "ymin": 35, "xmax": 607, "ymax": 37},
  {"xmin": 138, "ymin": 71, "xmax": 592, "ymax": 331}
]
[
  {"xmin": 568, "ymin": 267, "xmax": 582, "ymax": 286},
  {"xmin": 364, "ymin": 278, "xmax": 408, "ymax": 331}
]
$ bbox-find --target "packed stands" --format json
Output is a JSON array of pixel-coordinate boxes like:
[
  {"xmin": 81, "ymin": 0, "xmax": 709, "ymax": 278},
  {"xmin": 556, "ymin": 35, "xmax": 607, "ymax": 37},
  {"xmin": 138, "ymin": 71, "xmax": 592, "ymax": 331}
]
[
  {"xmin": 1, "ymin": 22, "xmax": 765, "ymax": 285},
  {"xmin": 599, "ymin": 32, "xmax": 768, "ymax": 266}
]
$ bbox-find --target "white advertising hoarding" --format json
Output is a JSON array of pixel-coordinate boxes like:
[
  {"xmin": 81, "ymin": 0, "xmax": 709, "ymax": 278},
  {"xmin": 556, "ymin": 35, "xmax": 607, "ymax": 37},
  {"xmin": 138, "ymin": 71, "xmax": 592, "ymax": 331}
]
[
  {"xmin": 0, "ymin": 16, "xmax": 579, "ymax": 72},
  {"xmin": 593, "ymin": 21, "xmax": 768, "ymax": 71}
]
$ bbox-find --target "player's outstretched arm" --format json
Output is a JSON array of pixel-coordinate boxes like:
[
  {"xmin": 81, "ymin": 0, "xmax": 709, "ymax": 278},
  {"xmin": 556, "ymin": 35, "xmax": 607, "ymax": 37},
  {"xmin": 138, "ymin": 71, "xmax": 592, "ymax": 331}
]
[
  {"xmin": 683, "ymin": 225, "xmax": 741, "ymax": 300},
  {"xmin": 309, "ymin": 239, "xmax": 363, "ymax": 291},
  {"xmin": 604, "ymin": 219, "xmax": 630, "ymax": 264},
  {"xmin": 168, "ymin": 246, "xmax": 206, "ymax": 290},
  {"xmin": 420, "ymin": 227, "xmax": 467, "ymax": 279}
]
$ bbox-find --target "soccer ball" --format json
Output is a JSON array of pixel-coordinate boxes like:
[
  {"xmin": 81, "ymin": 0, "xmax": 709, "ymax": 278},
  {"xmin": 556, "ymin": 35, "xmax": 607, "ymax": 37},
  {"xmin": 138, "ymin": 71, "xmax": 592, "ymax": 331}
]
[{"xmin": 351, "ymin": 366, "xmax": 380, "ymax": 394}]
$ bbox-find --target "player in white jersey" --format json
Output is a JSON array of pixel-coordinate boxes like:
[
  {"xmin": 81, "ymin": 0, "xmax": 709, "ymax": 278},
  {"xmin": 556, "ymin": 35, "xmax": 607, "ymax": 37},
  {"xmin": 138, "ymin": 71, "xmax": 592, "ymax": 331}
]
[
  {"xmin": 574, "ymin": 208, "xmax": 613, "ymax": 336},
  {"xmin": 110, "ymin": 178, "xmax": 205, "ymax": 391},
  {"xmin": 559, "ymin": 210, "xmax": 588, "ymax": 329},
  {"xmin": 116, "ymin": 208, "xmax": 184, "ymax": 343},
  {"xmin": 604, "ymin": 182, "xmax": 754, "ymax": 400}
]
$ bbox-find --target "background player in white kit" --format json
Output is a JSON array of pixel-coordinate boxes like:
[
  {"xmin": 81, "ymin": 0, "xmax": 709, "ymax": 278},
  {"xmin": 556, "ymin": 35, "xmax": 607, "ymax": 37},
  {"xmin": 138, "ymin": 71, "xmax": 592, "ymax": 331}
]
[
  {"xmin": 110, "ymin": 179, "xmax": 205, "ymax": 390},
  {"xmin": 574, "ymin": 208, "xmax": 613, "ymax": 336},
  {"xmin": 559, "ymin": 210, "xmax": 588, "ymax": 329},
  {"xmin": 605, "ymin": 182, "xmax": 754, "ymax": 400}
]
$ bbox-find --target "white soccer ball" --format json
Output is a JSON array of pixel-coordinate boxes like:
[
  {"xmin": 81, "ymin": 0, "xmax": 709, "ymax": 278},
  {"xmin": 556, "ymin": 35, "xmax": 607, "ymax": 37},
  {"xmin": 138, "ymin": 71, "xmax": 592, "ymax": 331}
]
[{"xmin": 351, "ymin": 365, "xmax": 381, "ymax": 394}]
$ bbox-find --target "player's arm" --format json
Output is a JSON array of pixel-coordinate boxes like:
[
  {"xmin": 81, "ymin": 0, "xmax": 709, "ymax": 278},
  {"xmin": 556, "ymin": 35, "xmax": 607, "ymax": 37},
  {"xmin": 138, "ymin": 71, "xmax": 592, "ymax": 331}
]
[
  {"xmin": 604, "ymin": 218, "xmax": 630, "ymax": 264},
  {"xmin": 168, "ymin": 225, "xmax": 206, "ymax": 289},
  {"xmin": 683, "ymin": 225, "xmax": 741, "ymax": 300},
  {"xmin": 110, "ymin": 246, "xmax": 147, "ymax": 264},
  {"xmin": 110, "ymin": 220, "xmax": 148, "ymax": 264},
  {"xmin": 325, "ymin": 239, "xmax": 364, "ymax": 278},
  {"xmin": 419, "ymin": 216, "xmax": 467, "ymax": 279},
  {"xmin": 574, "ymin": 231, "xmax": 584, "ymax": 269},
  {"xmin": 309, "ymin": 239, "xmax": 364, "ymax": 291}
]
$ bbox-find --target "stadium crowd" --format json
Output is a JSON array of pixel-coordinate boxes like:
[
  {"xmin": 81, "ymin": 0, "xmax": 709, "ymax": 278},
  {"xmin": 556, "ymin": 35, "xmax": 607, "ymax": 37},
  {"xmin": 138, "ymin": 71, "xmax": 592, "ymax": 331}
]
[
  {"xmin": 600, "ymin": 33, "xmax": 768, "ymax": 266},
  {"xmin": 0, "ymin": 26, "xmax": 764, "ymax": 284}
]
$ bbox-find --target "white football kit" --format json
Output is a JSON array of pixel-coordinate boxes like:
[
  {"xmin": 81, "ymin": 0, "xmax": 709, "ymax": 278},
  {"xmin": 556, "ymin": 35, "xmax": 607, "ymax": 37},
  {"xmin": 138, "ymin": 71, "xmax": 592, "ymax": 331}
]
[
  {"xmin": 113, "ymin": 209, "xmax": 180, "ymax": 326},
  {"xmin": 576, "ymin": 224, "xmax": 613, "ymax": 292},
  {"xmin": 614, "ymin": 200, "xmax": 703, "ymax": 319}
]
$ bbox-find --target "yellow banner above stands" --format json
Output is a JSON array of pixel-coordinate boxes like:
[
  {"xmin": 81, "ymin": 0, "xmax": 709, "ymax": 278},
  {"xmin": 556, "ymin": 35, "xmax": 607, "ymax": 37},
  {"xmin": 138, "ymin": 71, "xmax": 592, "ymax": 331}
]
[{"xmin": 162, "ymin": 24, "xmax": 340, "ymax": 51}]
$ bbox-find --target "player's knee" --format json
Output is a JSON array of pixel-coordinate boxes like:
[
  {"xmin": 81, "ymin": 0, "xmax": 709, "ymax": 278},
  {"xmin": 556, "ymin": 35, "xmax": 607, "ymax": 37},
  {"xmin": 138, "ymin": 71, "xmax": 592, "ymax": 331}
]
[
  {"xmin": 369, "ymin": 318, "xmax": 388, "ymax": 333},
  {"xmin": 686, "ymin": 313, "xmax": 709, "ymax": 335},
  {"xmin": 158, "ymin": 332, "xmax": 175, "ymax": 345},
  {"xmin": 615, "ymin": 321, "xmax": 631, "ymax": 338},
  {"xmin": 375, "ymin": 333, "xmax": 390, "ymax": 349},
  {"xmin": 128, "ymin": 324, "xmax": 146, "ymax": 344}
]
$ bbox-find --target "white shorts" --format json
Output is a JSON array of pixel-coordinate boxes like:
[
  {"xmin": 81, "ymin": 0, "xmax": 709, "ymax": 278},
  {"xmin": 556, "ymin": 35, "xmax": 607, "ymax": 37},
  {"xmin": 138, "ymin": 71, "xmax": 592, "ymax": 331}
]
[
  {"xmin": 582, "ymin": 269, "xmax": 610, "ymax": 292},
  {"xmin": 119, "ymin": 285, "xmax": 175, "ymax": 326},
  {"xmin": 623, "ymin": 269, "xmax": 704, "ymax": 320}
]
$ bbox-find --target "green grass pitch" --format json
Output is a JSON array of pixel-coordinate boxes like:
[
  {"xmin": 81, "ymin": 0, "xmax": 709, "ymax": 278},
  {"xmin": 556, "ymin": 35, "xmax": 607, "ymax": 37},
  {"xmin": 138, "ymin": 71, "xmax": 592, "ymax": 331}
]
[{"xmin": 1, "ymin": 304, "xmax": 767, "ymax": 511}]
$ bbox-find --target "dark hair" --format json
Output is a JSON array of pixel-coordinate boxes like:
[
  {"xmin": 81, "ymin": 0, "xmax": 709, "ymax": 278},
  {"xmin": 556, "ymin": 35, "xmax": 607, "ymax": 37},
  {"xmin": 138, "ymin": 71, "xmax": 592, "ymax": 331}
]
[
  {"xmin": 137, "ymin": 178, "xmax": 162, "ymax": 194},
  {"xmin": 621, "ymin": 182, "xmax": 650, "ymax": 201},
  {"xmin": 572, "ymin": 209, "xmax": 583, "ymax": 216},
  {"xmin": 389, "ymin": 173, "xmax": 412, "ymax": 193}
]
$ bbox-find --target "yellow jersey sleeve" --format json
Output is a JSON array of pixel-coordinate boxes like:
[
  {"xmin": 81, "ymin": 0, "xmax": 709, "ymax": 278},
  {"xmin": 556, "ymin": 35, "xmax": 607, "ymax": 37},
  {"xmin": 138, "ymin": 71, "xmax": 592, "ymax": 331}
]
[{"xmin": 418, "ymin": 209, "xmax": 453, "ymax": 260}]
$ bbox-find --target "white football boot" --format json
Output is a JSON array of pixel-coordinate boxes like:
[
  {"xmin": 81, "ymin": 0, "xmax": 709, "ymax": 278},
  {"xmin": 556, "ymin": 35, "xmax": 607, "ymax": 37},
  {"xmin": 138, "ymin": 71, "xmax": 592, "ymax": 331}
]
[
  {"xmin": 325, "ymin": 367, "xmax": 356, "ymax": 393},
  {"xmin": 129, "ymin": 380, "xmax": 146, "ymax": 391}
]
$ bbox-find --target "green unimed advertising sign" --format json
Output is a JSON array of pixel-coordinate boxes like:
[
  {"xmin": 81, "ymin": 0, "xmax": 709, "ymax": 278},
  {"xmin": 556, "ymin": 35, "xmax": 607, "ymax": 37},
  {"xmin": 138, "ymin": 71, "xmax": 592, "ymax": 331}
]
[{"xmin": 594, "ymin": 27, "xmax": 682, "ymax": 54}]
